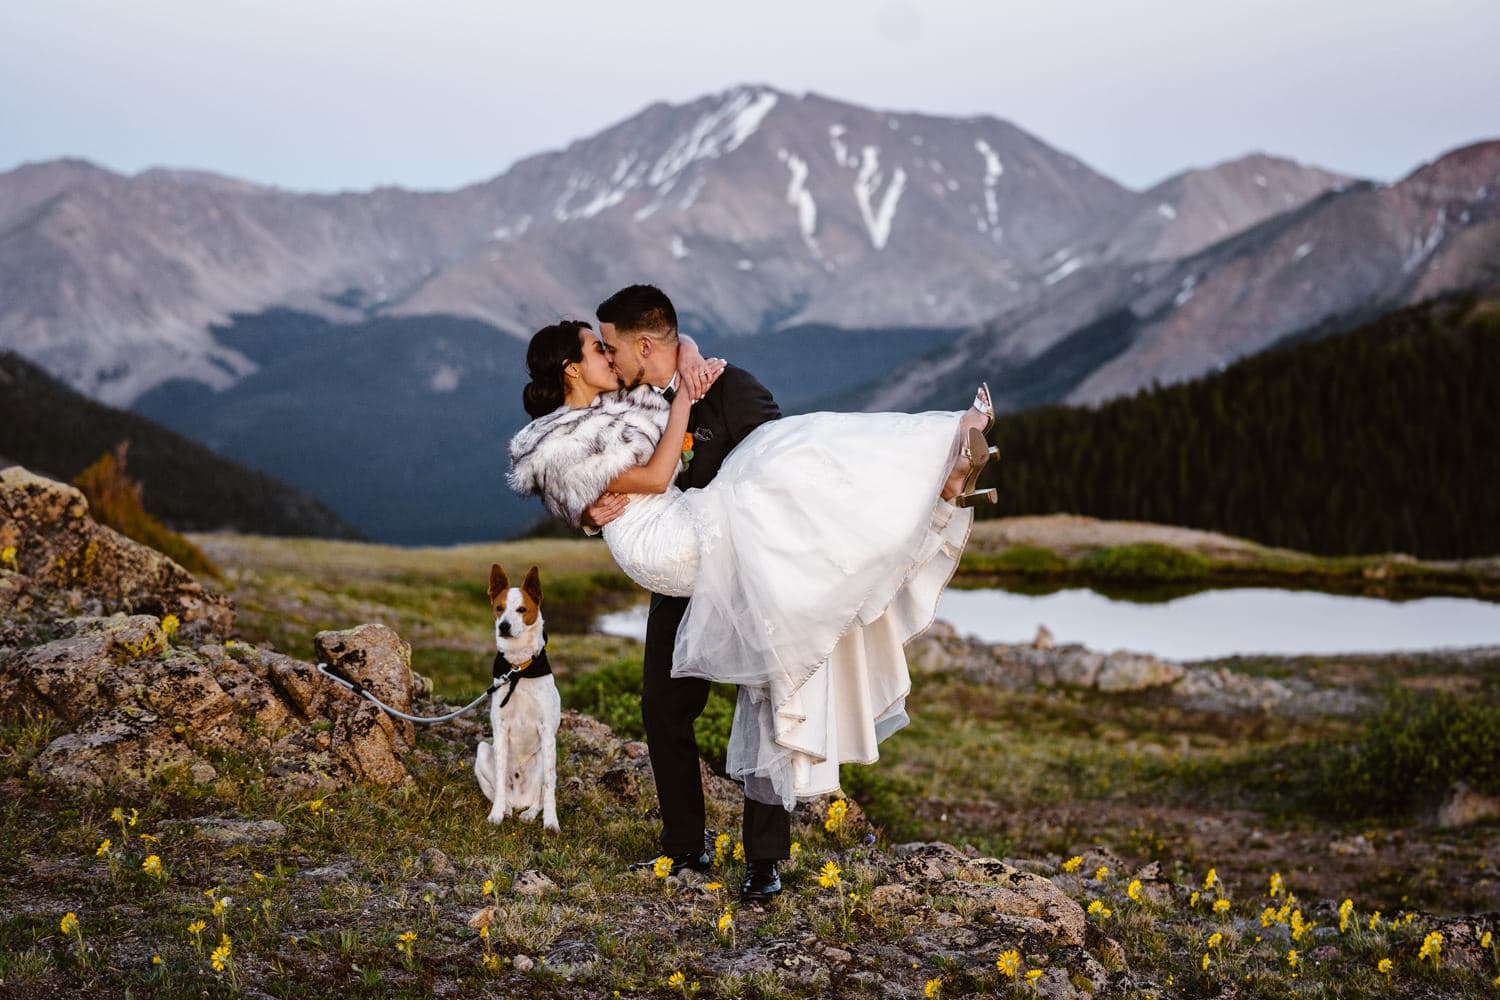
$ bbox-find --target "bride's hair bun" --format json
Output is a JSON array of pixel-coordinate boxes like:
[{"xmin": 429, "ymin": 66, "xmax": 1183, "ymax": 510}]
[{"xmin": 523, "ymin": 320, "xmax": 591, "ymax": 418}]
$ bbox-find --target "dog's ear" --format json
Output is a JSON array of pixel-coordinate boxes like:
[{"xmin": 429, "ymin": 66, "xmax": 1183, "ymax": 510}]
[
  {"xmin": 488, "ymin": 563, "xmax": 508, "ymax": 601},
  {"xmin": 522, "ymin": 565, "xmax": 542, "ymax": 606}
]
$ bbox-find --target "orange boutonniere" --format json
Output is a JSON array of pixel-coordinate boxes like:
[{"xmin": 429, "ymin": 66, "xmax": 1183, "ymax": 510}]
[{"xmin": 681, "ymin": 432, "xmax": 696, "ymax": 471}]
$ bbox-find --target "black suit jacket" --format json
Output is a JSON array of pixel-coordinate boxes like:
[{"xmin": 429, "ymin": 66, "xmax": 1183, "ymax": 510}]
[{"xmin": 675, "ymin": 365, "xmax": 781, "ymax": 492}]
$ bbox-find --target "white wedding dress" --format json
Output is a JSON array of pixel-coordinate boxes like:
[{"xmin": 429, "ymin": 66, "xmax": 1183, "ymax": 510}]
[{"xmin": 601, "ymin": 408, "xmax": 973, "ymax": 810}]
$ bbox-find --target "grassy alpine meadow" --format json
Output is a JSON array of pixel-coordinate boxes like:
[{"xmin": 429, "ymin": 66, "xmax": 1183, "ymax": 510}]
[{"xmin": 3, "ymin": 524, "xmax": 1497, "ymax": 996}]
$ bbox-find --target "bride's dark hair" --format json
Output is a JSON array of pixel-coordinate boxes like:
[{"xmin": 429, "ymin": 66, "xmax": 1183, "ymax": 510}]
[{"xmin": 523, "ymin": 320, "xmax": 592, "ymax": 418}]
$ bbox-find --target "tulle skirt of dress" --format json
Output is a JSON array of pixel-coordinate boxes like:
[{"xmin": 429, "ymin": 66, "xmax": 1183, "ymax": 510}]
[{"xmin": 603, "ymin": 409, "xmax": 973, "ymax": 811}]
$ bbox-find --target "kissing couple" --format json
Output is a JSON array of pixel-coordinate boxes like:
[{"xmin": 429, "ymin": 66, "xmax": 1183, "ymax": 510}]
[{"xmin": 508, "ymin": 284, "xmax": 996, "ymax": 902}]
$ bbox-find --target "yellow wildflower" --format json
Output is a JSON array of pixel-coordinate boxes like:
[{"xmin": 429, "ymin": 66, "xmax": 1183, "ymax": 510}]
[
  {"xmin": 212, "ymin": 895, "xmax": 230, "ymax": 917},
  {"xmin": 187, "ymin": 919, "xmax": 206, "ymax": 936},
  {"xmin": 141, "ymin": 854, "xmax": 162, "ymax": 877},
  {"xmin": 161, "ymin": 614, "xmax": 180, "ymax": 637},
  {"xmin": 1260, "ymin": 906, "xmax": 1277, "ymax": 927},
  {"xmin": 704, "ymin": 882, "xmax": 723, "ymax": 891},
  {"xmin": 111, "ymin": 807, "xmax": 124, "ymax": 823},
  {"xmin": 1268, "ymin": 872, "xmax": 1284, "ymax": 897},
  {"xmin": 1377, "ymin": 958, "xmax": 1392, "ymax": 974},
  {"xmin": 152, "ymin": 955, "xmax": 162, "ymax": 965},
  {"xmin": 1418, "ymin": 931, "xmax": 1443, "ymax": 964},
  {"xmin": 398, "ymin": 931, "xmax": 417, "ymax": 943},
  {"xmin": 252, "ymin": 871, "xmax": 266, "ymax": 882},
  {"xmin": 139, "ymin": 833, "xmax": 158, "ymax": 845},
  {"xmin": 482, "ymin": 878, "xmax": 494, "ymax": 895},
  {"xmin": 733, "ymin": 841, "xmax": 745, "ymax": 862},
  {"xmin": 667, "ymin": 971, "xmax": 686, "ymax": 989},
  {"xmin": 825, "ymin": 798, "xmax": 849, "ymax": 832},
  {"xmin": 60, "ymin": 912, "xmax": 79, "ymax": 935},
  {"xmin": 1213, "ymin": 898, "xmax": 1231, "ymax": 915},
  {"xmin": 1190, "ymin": 890, "xmax": 1200, "ymax": 908},
  {"xmin": 652, "ymin": 856, "xmax": 673, "ymax": 879},
  {"xmin": 1480, "ymin": 930, "xmax": 1492, "ymax": 949},
  {"xmin": 717, "ymin": 909, "xmax": 734, "ymax": 934},
  {"xmin": 1025, "ymin": 969, "xmax": 1043, "ymax": 983},
  {"xmin": 96, "ymin": 838, "xmax": 112, "ymax": 857},
  {"xmin": 210, "ymin": 934, "xmax": 232, "ymax": 973},
  {"xmin": 1290, "ymin": 909, "xmax": 1312, "ymax": 942},
  {"xmin": 1, "ymin": 545, "xmax": 17, "ymax": 570},
  {"xmin": 1061, "ymin": 856, "xmax": 1082, "ymax": 873},
  {"xmin": 818, "ymin": 861, "xmax": 842, "ymax": 889},
  {"xmin": 1369, "ymin": 910, "xmax": 1381, "ymax": 929},
  {"xmin": 1201, "ymin": 952, "xmax": 1210, "ymax": 971},
  {"xmin": 1127, "ymin": 879, "xmax": 1142, "ymax": 902},
  {"xmin": 1338, "ymin": 898, "xmax": 1353, "ymax": 933},
  {"xmin": 482, "ymin": 953, "xmax": 503, "ymax": 973},
  {"xmin": 479, "ymin": 926, "xmax": 489, "ymax": 940},
  {"xmin": 1208, "ymin": 932, "xmax": 1223, "ymax": 949},
  {"xmin": 1203, "ymin": 868, "xmax": 1218, "ymax": 890},
  {"xmin": 790, "ymin": 842, "xmax": 801, "ymax": 858},
  {"xmin": 714, "ymin": 832, "xmax": 732, "ymax": 865},
  {"xmin": 924, "ymin": 977, "xmax": 942, "ymax": 998},
  {"xmin": 1094, "ymin": 865, "xmax": 1109, "ymax": 881},
  {"xmin": 996, "ymin": 949, "xmax": 1021, "ymax": 977},
  {"xmin": 1286, "ymin": 949, "xmax": 1299, "ymax": 969},
  {"xmin": 128, "ymin": 808, "xmax": 138, "ymax": 827}
]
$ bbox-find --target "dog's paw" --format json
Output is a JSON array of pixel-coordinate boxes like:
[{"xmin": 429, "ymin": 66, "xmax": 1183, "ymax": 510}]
[
  {"xmin": 543, "ymin": 814, "xmax": 560, "ymax": 833},
  {"xmin": 518, "ymin": 805, "xmax": 541, "ymax": 823},
  {"xmin": 485, "ymin": 807, "xmax": 507, "ymax": 825}
]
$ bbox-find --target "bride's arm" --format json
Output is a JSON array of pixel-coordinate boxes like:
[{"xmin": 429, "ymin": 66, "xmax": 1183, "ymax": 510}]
[{"xmin": 603, "ymin": 389, "xmax": 695, "ymax": 495}]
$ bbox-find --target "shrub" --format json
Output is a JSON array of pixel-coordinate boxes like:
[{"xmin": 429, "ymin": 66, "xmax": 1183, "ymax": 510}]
[
  {"xmin": 1313, "ymin": 689, "xmax": 1500, "ymax": 819},
  {"xmin": 72, "ymin": 443, "xmax": 219, "ymax": 578}
]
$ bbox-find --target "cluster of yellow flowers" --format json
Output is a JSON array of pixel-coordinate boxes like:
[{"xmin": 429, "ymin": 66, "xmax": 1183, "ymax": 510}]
[
  {"xmin": 1418, "ymin": 931, "xmax": 1443, "ymax": 965},
  {"xmin": 210, "ymin": 933, "xmax": 232, "ymax": 973},
  {"xmin": 824, "ymin": 798, "xmax": 849, "ymax": 833},
  {"xmin": 1338, "ymin": 898, "xmax": 1354, "ymax": 933},
  {"xmin": 1061, "ymin": 855, "xmax": 1083, "ymax": 873},
  {"xmin": 713, "ymin": 833, "xmax": 732, "ymax": 866},
  {"xmin": 1086, "ymin": 899, "xmax": 1113, "ymax": 922},
  {"xmin": 1, "ymin": 545, "xmax": 17, "ymax": 570}
]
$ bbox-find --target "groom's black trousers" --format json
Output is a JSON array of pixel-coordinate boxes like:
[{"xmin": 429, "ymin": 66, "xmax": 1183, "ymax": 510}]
[{"xmin": 644, "ymin": 592, "xmax": 792, "ymax": 861}]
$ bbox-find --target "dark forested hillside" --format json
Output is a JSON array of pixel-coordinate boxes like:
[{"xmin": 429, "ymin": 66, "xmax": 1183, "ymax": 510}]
[
  {"xmin": 980, "ymin": 296, "xmax": 1500, "ymax": 559},
  {"xmin": 0, "ymin": 352, "xmax": 360, "ymax": 539}
]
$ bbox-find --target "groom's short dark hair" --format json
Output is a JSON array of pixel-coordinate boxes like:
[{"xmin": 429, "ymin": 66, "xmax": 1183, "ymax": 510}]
[{"xmin": 596, "ymin": 284, "xmax": 678, "ymax": 342}]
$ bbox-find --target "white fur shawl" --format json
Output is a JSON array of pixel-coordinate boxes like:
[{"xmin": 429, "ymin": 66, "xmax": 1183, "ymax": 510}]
[{"xmin": 508, "ymin": 386, "xmax": 672, "ymax": 527}]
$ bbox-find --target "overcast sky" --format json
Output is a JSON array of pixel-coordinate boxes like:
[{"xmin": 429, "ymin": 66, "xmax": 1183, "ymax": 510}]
[{"xmin": 3, "ymin": 0, "xmax": 1497, "ymax": 194}]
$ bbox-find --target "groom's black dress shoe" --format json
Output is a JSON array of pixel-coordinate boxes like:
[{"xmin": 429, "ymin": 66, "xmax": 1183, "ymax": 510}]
[
  {"xmin": 628, "ymin": 849, "xmax": 712, "ymax": 875},
  {"xmin": 739, "ymin": 860, "xmax": 782, "ymax": 903}
]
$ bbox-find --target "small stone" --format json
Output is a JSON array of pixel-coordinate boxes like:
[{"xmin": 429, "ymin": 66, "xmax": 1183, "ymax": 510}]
[
  {"xmin": 419, "ymin": 847, "xmax": 456, "ymax": 878},
  {"xmin": 512, "ymin": 869, "xmax": 558, "ymax": 897},
  {"xmin": 512, "ymin": 954, "xmax": 534, "ymax": 973}
]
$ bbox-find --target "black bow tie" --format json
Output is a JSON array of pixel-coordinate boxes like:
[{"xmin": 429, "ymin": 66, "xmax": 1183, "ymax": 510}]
[{"xmin": 661, "ymin": 386, "xmax": 676, "ymax": 403}]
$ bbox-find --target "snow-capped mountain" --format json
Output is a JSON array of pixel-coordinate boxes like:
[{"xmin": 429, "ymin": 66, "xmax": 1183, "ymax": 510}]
[
  {"xmin": 0, "ymin": 86, "xmax": 1348, "ymax": 406},
  {"xmin": 863, "ymin": 140, "xmax": 1500, "ymax": 413}
]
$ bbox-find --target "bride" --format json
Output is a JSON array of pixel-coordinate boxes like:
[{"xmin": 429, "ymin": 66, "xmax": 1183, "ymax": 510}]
[{"xmin": 508, "ymin": 319, "xmax": 996, "ymax": 810}]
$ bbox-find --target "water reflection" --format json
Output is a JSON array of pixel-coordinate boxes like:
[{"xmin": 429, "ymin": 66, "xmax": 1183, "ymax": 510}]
[{"xmin": 594, "ymin": 588, "xmax": 1500, "ymax": 660}]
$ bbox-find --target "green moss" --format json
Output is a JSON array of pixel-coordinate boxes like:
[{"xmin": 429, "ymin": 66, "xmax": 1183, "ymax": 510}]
[{"xmin": 1079, "ymin": 543, "xmax": 1212, "ymax": 581}]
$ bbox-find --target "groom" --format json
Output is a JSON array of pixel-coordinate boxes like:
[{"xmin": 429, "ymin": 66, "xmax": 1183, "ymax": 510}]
[{"xmin": 583, "ymin": 283, "xmax": 790, "ymax": 904}]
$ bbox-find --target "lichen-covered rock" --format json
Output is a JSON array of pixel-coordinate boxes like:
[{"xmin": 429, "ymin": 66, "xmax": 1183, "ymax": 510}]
[
  {"xmin": 0, "ymin": 466, "xmax": 233, "ymax": 637},
  {"xmin": 315, "ymin": 624, "xmax": 415, "ymax": 744}
]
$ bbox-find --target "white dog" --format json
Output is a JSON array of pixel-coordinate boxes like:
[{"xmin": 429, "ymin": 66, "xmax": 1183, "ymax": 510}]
[{"xmin": 474, "ymin": 563, "xmax": 560, "ymax": 831}]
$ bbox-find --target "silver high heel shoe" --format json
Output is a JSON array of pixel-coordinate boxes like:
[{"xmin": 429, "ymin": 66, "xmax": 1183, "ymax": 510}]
[
  {"xmin": 955, "ymin": 426, "xmax": 1000, "ymax": 508},
  {"xmin": 974, "ymin": 383, "xmax": 995, "ymax": 435}
]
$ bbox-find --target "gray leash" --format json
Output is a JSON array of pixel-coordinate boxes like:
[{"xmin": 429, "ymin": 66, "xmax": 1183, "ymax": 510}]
[{"xmin": 315, "ymin": 661, "xmax": 516, "ymax": 725}]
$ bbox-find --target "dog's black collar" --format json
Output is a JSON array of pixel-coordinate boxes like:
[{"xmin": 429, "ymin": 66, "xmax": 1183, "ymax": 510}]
[{"xmin": 492, "ymin": 634, "xmax": 551, "ymax": 709}]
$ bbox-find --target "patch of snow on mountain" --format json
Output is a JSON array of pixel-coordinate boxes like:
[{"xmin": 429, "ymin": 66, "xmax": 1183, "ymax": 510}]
[
  {"xmin": 1255, "ymin": 173, "xmax": 1268, "ymax": 188},
  {"xmin": 1156, "ymin": 203, "xmax": 1177, "ymax": 220},
  {"xmin": 648, "ymin": 88, "xmax": 778, "ymax": 187},
  {"xmin": 1173, "ymin": 274, "xmax": 1198, "ymax": 307},
  {"xmin": 828, "ymin": 125, "xmax": 853, "ymax": 168},
  {"xmin": 974, "ymin": 139, "xmax": 1004, "ymax": 235},
  {"xmin": 778, "ymin": 149, "xmax": 820, "ymax": 255},
  {"xmin": 736, "ymin": 259, "xmax": 755, "ymax": 270},
  {"xmin": 669, "ymin": 235, "xmax": 688, "ymax": 260},
  {"xmin": 1293, "ymin": 242, "xmax": 1314, "ymax": 260},
  {"xmin": 1043, "ymin": 256, "xmax": 1084, "ymax": 286},
  {"xmin": 491, "ymin": 215, "xmax": 532, "ymax": 241},
  {"xmin": 677, "ymin": 176, "xmax": 706, "ymax": 211},
  {"xmin": 853, "ymin": 146, "xmax": 907, "ymax": 251}
]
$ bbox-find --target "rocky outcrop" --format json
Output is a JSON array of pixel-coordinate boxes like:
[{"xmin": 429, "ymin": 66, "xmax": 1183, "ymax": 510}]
[
  {"xmin": 0, "ymin": 466, "xmax": 233, "ymax": 635},
  {"xmin": 910, "ymin": 621, "xmax": 1374, "ymax": 716},
  {"xmin": 0, "ymin": 467, "xmax": 427, "ymax": 791}
]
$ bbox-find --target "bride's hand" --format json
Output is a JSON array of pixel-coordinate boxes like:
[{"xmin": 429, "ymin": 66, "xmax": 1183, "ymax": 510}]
[{"xmin": 678, "ymin": 356, "xmax": 727, "ymax": 402}]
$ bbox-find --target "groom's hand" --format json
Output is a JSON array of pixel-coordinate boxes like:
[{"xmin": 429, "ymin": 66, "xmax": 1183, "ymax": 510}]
[{"xmin": 581, "ymin": 492, "xmax": 629, "ymax": 531}]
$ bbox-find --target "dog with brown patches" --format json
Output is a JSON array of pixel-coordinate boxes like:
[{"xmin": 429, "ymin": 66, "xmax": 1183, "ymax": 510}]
[{"xmin": 474, "ymin": 563, "xmax": 561, "ymax": 831}]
